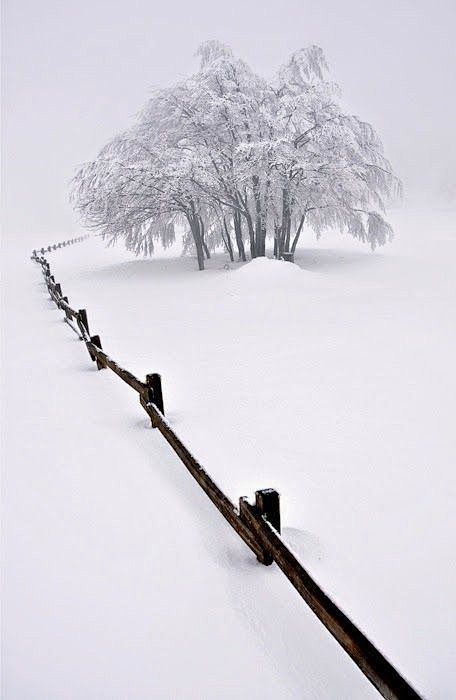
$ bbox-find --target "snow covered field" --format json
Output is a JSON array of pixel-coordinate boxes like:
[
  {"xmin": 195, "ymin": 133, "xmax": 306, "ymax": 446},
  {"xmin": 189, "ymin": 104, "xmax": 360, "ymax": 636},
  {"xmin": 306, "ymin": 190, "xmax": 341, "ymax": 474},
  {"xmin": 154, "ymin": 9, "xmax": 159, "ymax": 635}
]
[{"xmin": 3, "ymin": 208, "xmax": 455, "ymax": 698}]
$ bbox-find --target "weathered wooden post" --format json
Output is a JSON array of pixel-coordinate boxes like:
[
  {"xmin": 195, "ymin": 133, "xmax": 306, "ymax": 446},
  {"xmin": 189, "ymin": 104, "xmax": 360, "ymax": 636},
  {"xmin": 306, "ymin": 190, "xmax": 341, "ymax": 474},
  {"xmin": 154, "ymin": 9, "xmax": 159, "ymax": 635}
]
[
  {"xmin": 77, "ymin": 309, "xmax": 94, "ymax": 361},
  {"xmin": 146, "ymin": 373, "xmax": 164, "ymax": 415},
  {"xmin": 61, "ymin": 296, "xmax": 71, "ymax": 319},
  {"xmin": 142, "ymin": 373, "xmax": 164, "ymax": 427},
  {"xmin": 238, "ymin": 496, "xmax": 272, "ymax": 565},
  {"xmin": 54, "ymin": 282, "xmax": 62, "ymax": 298},
  {"xmin": 239, "ymin": 489, "xmax": 281, "ymax": 565},
  {"xmin": 77, "ymin": 308, "xmax": 90, "ymax": 335},
  {"xmin": 90, "ymin": 335, "xmax": 105, "ymax": 369},
  {"xmin": 255, "ymin": 489, "xmax": 281, "ymax": 534}
]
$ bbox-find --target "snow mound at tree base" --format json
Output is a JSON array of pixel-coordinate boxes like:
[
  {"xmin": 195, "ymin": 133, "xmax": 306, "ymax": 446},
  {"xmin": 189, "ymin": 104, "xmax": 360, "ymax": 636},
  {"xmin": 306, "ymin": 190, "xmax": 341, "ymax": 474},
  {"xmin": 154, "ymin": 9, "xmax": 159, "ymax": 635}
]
[{"xmin": 234, "ymin": 256, "xmax": 303, "ymax": 284}]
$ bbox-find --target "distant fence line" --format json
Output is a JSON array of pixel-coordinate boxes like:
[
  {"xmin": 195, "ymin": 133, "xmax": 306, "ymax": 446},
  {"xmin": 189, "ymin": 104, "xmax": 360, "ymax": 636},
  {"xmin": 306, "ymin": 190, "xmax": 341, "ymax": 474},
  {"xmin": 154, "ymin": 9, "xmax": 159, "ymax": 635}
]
[
  {"xmin": 30, "ymin": 240, "xmax": 422, "ymax": 700},
  {"xmin": 32, "ymin": 234, "xmax": 90, "ymax": 257}
]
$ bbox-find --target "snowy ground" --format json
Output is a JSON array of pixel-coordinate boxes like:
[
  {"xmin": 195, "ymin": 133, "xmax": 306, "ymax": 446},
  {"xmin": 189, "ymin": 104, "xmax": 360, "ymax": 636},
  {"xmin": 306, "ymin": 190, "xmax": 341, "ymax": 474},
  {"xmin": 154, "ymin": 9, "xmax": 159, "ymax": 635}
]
[{"xmin": 2, "ymin": 209, "xmax": 455, "ymax": 698}]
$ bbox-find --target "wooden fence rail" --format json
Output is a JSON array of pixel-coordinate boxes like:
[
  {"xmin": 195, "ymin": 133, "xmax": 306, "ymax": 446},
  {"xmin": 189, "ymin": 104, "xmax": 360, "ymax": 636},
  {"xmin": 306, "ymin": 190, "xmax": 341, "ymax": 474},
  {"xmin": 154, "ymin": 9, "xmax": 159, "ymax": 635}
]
[{"xmin": 30, "ymin": 245, "xmax": 423, "ymax": 700}]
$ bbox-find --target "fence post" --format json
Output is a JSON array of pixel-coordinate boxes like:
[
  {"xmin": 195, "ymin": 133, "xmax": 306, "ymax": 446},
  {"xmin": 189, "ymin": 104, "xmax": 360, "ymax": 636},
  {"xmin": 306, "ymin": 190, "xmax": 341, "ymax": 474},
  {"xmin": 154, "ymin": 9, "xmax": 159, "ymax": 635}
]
[
  {"xmin": 90, "ymin": 335, "xmax": 105, "ymax": 369},
  {"xmin": 77, "ymin": 308, "xmax": 90, "ymax": 335},
  {"xmin": 239, "ymin": 490, "xmax": 280, "ymax": 566},
  {"xmin": 146, "ymin": 373, "xmax": 164, "ymax": 416},
  {"xmin": 239, "ymin": 497, "xmax": 273, "ymax": 565},
  {"xmin": 54, "ymin": 283, "xmax": 62, "ymax": 298},
  {"xmin": 77, "ymin": 309, "xmax": 94, "ymax": 361},
  {"xmin": 61, "ymin": 297, "xmax": 71, "ymax": 319},
  {"xmin": 255, "ymin": 489, "xmax": 281, "ymax": 534}
]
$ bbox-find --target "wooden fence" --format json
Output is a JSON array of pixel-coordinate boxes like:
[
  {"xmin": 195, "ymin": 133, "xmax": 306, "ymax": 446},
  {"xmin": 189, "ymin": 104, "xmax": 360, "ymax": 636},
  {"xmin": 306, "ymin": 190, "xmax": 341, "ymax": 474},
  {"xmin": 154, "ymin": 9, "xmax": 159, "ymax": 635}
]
[
  {"xmin": 31, "ymin": 242, "xmax": 423, "ymax": 700},
  {"xmin": 32, "ymin": 235, "xmax": 90, "ymax": 258}
]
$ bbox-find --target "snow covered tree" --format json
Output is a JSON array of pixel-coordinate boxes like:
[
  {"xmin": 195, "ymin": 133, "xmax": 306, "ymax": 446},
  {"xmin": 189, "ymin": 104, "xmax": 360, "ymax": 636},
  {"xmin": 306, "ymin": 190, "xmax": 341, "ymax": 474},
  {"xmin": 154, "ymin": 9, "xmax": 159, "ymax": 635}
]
[
  {"xmin": 268, "ymin": 46, "xmax": 400, "ymax": 258},
  {"xmin": 72, "ymin": 90, "xmax": 210, "ymax": 268},
  {"xmin": 71, "ymin": 41, "xmax": 400, "ymax": 269}
]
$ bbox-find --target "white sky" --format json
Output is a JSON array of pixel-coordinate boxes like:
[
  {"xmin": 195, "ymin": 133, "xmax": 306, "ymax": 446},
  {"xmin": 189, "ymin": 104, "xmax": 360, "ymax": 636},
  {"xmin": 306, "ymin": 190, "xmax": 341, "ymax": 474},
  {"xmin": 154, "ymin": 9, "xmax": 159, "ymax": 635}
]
[{"xmin": 2, "ymin": 0, "xmax": 455, "ymax": 244}]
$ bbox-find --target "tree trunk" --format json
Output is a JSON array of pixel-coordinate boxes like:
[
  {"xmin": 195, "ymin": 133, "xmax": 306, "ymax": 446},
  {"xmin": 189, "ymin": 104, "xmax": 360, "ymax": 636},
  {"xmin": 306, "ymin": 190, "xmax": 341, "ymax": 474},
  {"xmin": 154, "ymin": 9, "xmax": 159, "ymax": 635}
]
[
  {"xmin": 280, "ymin": 188, "xmax": 291, "ymax": 256},
  {"xmin": 195, "ymin": 236, "xmax": 205, "ymax": 269},
  {"xmin": 222, "ymin": 217, "xmax": 235, "ymax": 262},
  {"xmin": 252, "ymin": 175, "xmax": 264, "ymax": 257},
  {"xmin": 199, "ymin": 217, "xmax": 211, "ymax": 259},
  {"xmin": 284, "ymin": 217, "xmax": 291, "ymax": 253},
  {"xmin": 290, "ymin": 213, "xmax": 306, "ymax": 255},
  {"xmin": 273, "ymin": 224, "xmax": 281, "ymax": 259},
  {"xmin": 194, "ymin": 229, "xmax": 205, "ymax": 269},
  {"xmin": 252, "ymin": 175, "xmax": 265, "ymax": 257},
  {"xmin": 233, "ymin": 211, "xmax": 246, "ymax": 261},
  {"xmin": 258, "ymin": 221, "xmax": 267, "ymax": 257},
  {"xmin": 254, "ymin": 212, "xmax": 266, "ymax": 257},
  {"xmin": 187, "ymin": 209, "xmax": 205, "ymax": 270},
  {"xmin": 244, "ymin": 211, "xmax": 256, "ymax": 259}
]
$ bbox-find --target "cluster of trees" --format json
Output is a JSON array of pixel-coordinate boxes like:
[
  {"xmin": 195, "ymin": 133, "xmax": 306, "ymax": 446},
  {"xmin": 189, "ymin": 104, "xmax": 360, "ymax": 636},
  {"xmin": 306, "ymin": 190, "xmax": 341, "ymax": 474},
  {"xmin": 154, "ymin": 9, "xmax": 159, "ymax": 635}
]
[{"xmin": 72, "ymin": 41, "xmax": 401, "ymax": 270}]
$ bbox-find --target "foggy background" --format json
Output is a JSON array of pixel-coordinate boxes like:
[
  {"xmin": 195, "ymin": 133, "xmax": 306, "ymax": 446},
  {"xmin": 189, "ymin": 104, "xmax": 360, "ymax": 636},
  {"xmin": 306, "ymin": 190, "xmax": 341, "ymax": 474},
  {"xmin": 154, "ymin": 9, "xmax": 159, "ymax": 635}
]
[{"xmin": 2, "ymin": 0, "xmax": 455, "ymax": 247}]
